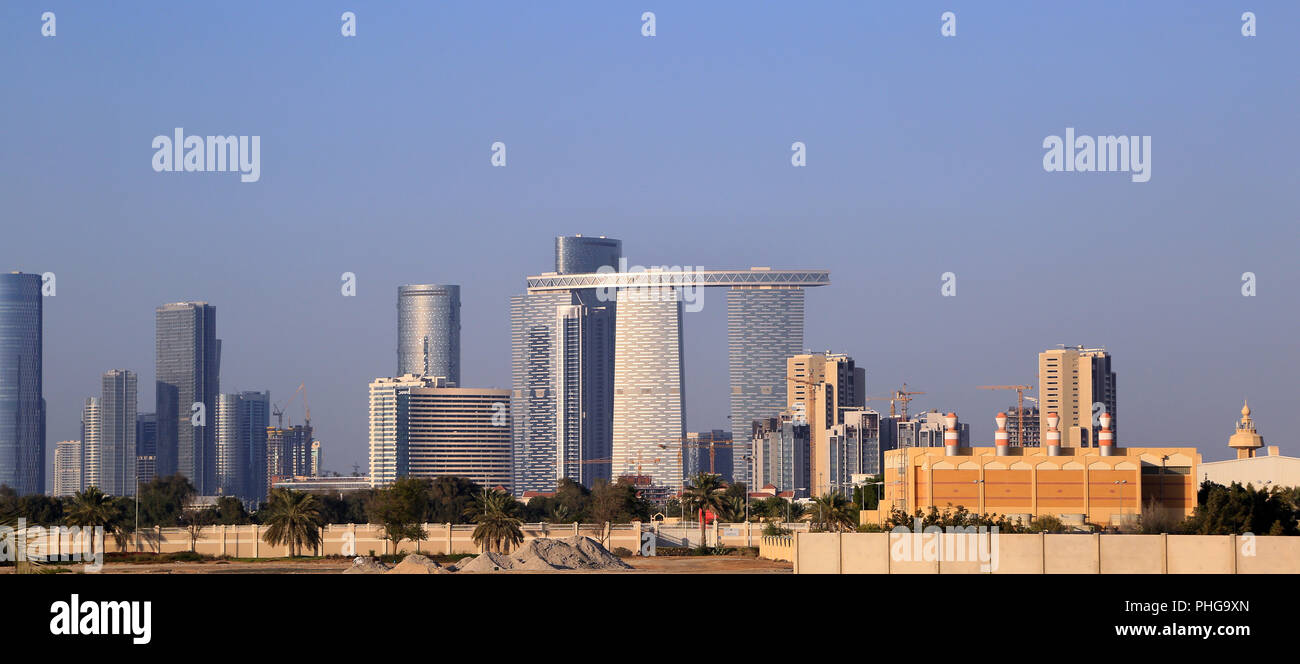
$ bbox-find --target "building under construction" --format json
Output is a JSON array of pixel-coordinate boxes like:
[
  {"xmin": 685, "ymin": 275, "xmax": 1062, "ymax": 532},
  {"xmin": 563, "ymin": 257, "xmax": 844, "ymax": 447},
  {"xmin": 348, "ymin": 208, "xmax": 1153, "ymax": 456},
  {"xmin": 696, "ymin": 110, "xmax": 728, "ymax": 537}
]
[{"xmin": 1006, "ymin": 404, "xmax": 1041, "ymax": 447}]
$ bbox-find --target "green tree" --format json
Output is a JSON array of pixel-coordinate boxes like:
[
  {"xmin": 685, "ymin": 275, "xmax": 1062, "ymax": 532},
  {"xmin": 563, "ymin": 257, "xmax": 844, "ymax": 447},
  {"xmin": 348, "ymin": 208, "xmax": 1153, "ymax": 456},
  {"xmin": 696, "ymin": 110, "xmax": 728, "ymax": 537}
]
[
  {"xmin": 1183, "ymin": 480, "xmax": 1298, "ymax": 535},
  {"xmin": 136, "ymin": 474, "xmax": 195, "ymax": 527},
  {"xmin": 64, "ymin": 487, "xmax": 114, "ymax": 556},
  {"xmin": 106, "ymin": 496, "xmax": 136, "ymax": 551},
  {"xmin": 20, "ymin": 494, "xmax": 64, "ymax": 526},
  {"xmin": 260, "ymin": 489, "xmax": 324, "ymax": 557},
  {"xmin": 811, "ymin": 493, "xmax": 858, "ymax": 532},
  {"xmin": 367, "ymin": 477, "xmax": 430, "ymax": 553},
  {"xmin": 682, "ymin": 473, "xmax": 728, "ymax": 545},
  {"xmin": 552, "ymin": 478, "xmax": 592, "ymax": 522},
  {"xmin": 590, "ymin": 478, "xmax": 652, "ymax": 524},
  {"xmin": 317, "ymin": 491, "xmax": 371, "ymax": 524},
  {"xmin": 427, "ymin": 476, "xmax": 481, "ymax": 523},
  {"xmin": 465, "ymin": 488, "xmax": 524, "ymax": 553},
  {"xmin": 179, "ymin": 508, "xmax": 217, "ymax": 552},
  {"xmin": 213, "ymin": 496, "xmax": 251, "ymax": 525}
]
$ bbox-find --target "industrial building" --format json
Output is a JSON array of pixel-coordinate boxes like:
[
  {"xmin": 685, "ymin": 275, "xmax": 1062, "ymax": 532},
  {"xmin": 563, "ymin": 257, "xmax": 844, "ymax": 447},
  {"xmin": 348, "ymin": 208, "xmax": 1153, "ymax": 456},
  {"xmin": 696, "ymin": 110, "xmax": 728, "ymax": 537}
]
[{"xmin": 882, "ymin": 412, "xmax": 1199, "ymax": 526}]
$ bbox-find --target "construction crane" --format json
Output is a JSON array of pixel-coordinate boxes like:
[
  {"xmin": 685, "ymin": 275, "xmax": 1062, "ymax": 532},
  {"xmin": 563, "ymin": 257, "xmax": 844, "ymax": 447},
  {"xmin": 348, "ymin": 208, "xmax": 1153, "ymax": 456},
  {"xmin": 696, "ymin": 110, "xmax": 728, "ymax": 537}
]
[
  {"xmin": 273, "ymin": 383, "xmax": 310, "ymax": 428},
  {"xmin": 889, "ymin": 384, "xmax": 926, "ymax": 420},
  {"xmin": 977, "ymin": 384, "xmax": 1033, "ymax": 445},
  {"xmin": 660, "ymin": 438, "xmax": 735, "ymax": 475},
  {"xmin": 784, "ymin": 376, "xmax": 821, "ymax": 424},
  {"xmin": 863, "ymin": 395, "xmax": 902, "ymax": 418}
]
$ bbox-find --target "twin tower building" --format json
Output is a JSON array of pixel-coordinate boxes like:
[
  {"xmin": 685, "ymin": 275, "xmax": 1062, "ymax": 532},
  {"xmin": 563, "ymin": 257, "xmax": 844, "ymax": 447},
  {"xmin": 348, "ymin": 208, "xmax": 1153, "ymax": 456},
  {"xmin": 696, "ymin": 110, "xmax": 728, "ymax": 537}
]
[{"xmin": 385, "ymin": 236, "xmax": 830, "ymax": 496}]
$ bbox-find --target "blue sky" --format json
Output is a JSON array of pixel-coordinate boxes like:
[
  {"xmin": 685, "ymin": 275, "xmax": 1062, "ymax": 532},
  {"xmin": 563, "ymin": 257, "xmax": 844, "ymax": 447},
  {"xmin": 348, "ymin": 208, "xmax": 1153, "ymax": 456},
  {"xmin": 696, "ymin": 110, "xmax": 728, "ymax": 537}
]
[{"xmin": 2, "ymin": 1, "xmax": 1297, "ymax": 480}]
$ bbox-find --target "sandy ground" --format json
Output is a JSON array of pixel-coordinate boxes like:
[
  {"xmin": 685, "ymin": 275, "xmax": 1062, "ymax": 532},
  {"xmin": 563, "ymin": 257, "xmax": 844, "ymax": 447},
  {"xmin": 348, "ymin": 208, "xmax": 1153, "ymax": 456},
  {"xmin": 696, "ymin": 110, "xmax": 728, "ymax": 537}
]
[{"xmin": 13, "ymin": 555, "xmax": 792, "ymax": 574}]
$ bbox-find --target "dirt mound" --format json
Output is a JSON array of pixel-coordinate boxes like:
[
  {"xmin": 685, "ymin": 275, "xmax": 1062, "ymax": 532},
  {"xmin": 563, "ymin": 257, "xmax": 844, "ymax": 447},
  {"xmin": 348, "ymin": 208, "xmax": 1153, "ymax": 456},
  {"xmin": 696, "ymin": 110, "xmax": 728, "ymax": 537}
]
[
  {"xmin": 452, "ymin": 551, "xmax": 517, "ymax": 573},
  {"xmin": 560, "ymin": 536, "xmax": 633, "ymax": 569},
  {"xmin": 386, "ymin": 554, "xmax": 449, "ymax": 574},
  {"xmin": 450, "ymin": 537, "xmax": 630, "ymax": 573},
  {"xmin": 342, "ymin": 556, "xmax": 390, "ymax": 574}
]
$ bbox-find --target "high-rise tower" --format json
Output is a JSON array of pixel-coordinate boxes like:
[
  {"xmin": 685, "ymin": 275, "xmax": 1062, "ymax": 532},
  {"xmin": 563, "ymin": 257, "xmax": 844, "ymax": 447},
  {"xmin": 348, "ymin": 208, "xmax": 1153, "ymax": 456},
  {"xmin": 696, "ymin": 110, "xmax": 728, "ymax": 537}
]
[
  {"xmin": 397, "ymin": 284, "xmax": 461, "ymax": 384},
  {"xmin": 727, "ymin": 287, "xmax": 804, "ymax": 485},
  {"xmin": 99, "ymin": 369, "xmax": 138, "ymax": 496},
  {"xmin": 510, "ymin": 236, "xmax": 619, "ymax": 495},
  {"xmin": 156, "ymin": 302, "xmax": 221, "ymax": 493},
  {"xmin": 0, "ymin": 272, "xmax": 44, "ymax": 496},
  {"xmin": 1037, "ymin": 346, "xmax": 1116, "ymax": 448}
]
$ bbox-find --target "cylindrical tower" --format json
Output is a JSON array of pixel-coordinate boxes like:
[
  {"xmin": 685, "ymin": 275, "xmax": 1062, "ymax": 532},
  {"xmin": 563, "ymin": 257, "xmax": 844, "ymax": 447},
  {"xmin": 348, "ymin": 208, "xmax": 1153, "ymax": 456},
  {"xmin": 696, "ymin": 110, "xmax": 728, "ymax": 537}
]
[
  {"xmin": 555, "ymin": 235, "xmax": 622, "ymax": 275},
  {"xmin": 943, "ymin": 412, "xmax": 960, "ymax": 456},
  {"xmin": 1045, "ymin": 412, "xmax": 1062, "ymax": 456},
  {"xmin": 994, "ymin": 412, "xmax": 1009, "ymax": 456},
  {"xmin": 1098, "ymin": 412, "xmax": 1115, "ymax": 456},
  {"xmin": 397, "ymin": 284, "xmax": 461, "ymax": 384}
]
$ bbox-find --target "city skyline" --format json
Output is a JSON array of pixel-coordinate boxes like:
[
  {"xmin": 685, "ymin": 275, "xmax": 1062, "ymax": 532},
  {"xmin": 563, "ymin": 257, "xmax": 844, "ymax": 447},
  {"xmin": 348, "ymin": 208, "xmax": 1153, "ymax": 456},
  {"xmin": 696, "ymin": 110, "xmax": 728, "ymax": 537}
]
[{"xmin": 3, "ymin": 4, "xmax": 1296, "ymax": 487}]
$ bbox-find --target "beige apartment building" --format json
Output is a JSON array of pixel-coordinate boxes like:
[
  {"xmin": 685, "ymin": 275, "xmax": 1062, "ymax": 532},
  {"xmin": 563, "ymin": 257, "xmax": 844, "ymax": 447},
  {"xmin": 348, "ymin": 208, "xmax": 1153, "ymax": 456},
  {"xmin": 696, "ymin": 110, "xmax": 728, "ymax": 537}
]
[
  {"xmin": 786, "ymin": 352, "xmax": 864, "ymax": 496},
  {"xmin": 1038, "ymin": 346, "xmax": 1116, "ymax": 448},
  {"xmin": 405, "ymin": 386, "xmax": 512, "ymax": 491}
]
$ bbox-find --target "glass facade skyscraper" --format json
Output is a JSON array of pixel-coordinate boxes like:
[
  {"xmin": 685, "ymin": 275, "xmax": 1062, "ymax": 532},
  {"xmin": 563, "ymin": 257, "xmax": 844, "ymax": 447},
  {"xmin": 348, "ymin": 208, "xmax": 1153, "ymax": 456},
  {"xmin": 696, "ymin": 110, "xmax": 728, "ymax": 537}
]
[
  {"xmin": 610, "ymin": 290, "xmax": 686, "ymax": 489},
  {"xmin": 397, "ymin": 284, "xmax": 460, "ymax": 384},
  {"xmin": 510, "ymin": 236, "xmax": 620, "ymax": 495},
  {"xmin": 214, "ymin": 390, "xmax": 270, "ymax": 503},
  {"xmin": 0, "ymin": 272, "xmax": 44, "ymax": 496},
  {"xmin": 726, "ymin": 288, "xmax": 804, "ymax": 487},
  {"xmin": 99, "ymin": 369, "xmax": 138, "ymax": 496},
  {"xmin": 555, "ymin": 235, "xmax": 622, "ymax": 278},
  {"xmin": 510, "ymin": 293, "xmax": 614, "ymax": 493},
  {"xmin": 155, "ymin": 302, "xmax": 221, "ymax": 494}
]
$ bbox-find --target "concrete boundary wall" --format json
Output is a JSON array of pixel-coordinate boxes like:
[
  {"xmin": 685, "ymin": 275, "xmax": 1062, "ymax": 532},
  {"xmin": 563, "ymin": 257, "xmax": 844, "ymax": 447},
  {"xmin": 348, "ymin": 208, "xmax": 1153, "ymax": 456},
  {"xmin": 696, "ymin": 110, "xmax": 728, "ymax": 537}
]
[
  {"xmin": 18, "ymin": 521, "xmax": 796, "ymax": 559},
  {"xmin": 781, "ymin": 532, "xmax": 1300, "ymax": 574}
]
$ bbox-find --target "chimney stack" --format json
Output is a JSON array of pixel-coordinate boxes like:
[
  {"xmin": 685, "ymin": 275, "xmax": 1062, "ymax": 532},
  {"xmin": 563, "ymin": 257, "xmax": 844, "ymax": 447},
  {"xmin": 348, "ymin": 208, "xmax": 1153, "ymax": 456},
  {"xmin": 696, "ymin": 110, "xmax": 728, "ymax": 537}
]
[
  {"xmin": 1045, "ymin": 412, "xmax": 1062, "ymax": 456},
  {"xmin": 1098, "ymin": 412, "xmax": 1114, "ymax": 456},
  {"xmin": 944, "ymin": 412, "xmax": 960, "ymax": 456},
  {"xmin": 994, "ymin": 412, "xmax": 1009, "ymax": 456}
]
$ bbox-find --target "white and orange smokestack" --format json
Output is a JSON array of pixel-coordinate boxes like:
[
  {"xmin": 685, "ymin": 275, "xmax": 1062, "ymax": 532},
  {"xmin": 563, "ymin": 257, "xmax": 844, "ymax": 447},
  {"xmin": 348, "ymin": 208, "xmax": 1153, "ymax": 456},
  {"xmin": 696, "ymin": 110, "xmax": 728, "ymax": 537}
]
[
  {"xmin": 944, "ymin": 412, "xmax": 960, "ymax": 456},
  {"xmin": 994, "ymin": 412, "xmax": 1009, "ymax": 456},
  {"xmin": 1098, "ymin": 412, "xmax": 1114, "ymax": 456},
  {"xmin": 1045, "ymin": 412, "xmax": 1061, "ymax": 456}
]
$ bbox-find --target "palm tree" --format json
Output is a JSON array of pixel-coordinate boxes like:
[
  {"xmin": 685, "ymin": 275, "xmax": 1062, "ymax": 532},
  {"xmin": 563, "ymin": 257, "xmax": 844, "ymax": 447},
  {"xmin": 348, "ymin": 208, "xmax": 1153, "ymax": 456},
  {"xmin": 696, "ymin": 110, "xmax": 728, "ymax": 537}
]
[
  {"xmin": 0, "ymin": 502, "xmax": 40, "ymax": 573},
  {"xmin": 723, "ymin": 495, "xmax": 747, "ymax": 523},
  {"xmin": 682, "ymin": 473, "xmax": 728, "ymax": 547},
  {"xmin": 65, "ymin": 486, "xmax": 114, "ymax": 556},
  {"xmin": 260, "ymin": 489, "xmax": 323, "ymax": 557},
  {"xmin": 465, "ymin": 489, "xmax": 524, "ymax": 553},
  {"xmin": 811, "ymin": 493, "xmax": 857, "ymax": 532}
]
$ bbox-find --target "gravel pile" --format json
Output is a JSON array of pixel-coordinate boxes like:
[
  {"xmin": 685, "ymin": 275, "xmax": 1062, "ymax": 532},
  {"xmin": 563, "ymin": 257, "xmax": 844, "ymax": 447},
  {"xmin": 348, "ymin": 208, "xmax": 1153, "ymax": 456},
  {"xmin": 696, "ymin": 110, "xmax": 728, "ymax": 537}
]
[
  {"xmin": 385, "ymin": 554, "xmax": 449, "ymax": 574},
  {"xmin": 452, "ymin": 551, "xmax": 520, "ymax": 572},
  {"xmin": 342, "ymin": 556, "xmax": 390, "ymax": 574},
  {"xmin": 450, "ymin": 537, "xmax": 631, "ymax": 573}
]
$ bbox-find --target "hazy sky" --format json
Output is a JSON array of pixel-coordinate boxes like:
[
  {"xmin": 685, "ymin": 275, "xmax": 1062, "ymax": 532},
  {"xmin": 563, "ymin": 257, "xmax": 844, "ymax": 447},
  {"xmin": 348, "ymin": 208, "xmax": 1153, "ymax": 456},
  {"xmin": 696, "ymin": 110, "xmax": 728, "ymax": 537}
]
[{"xmin": 3, "ymin": 1, "xmax": 1297, "ymax": 483}]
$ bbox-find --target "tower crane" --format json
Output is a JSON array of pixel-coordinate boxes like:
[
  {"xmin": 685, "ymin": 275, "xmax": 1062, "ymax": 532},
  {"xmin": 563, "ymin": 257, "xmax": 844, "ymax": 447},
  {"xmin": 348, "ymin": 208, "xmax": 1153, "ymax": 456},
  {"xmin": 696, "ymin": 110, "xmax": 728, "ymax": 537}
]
[
  {"xmin": 273, "ymin": 383, "xmax": 310, "ymax": 428},
  {"xmin": 977, "ymin": 384, "xmax": 1033, "ymax": 446}
]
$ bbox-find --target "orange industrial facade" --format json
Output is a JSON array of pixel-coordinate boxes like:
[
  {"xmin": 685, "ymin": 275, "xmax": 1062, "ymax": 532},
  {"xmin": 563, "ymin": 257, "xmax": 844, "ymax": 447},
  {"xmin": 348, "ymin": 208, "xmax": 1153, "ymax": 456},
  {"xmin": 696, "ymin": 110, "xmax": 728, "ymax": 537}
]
[{"xmin": 882, "ymin": 445, "xmax": 1200, "ymax": 526}]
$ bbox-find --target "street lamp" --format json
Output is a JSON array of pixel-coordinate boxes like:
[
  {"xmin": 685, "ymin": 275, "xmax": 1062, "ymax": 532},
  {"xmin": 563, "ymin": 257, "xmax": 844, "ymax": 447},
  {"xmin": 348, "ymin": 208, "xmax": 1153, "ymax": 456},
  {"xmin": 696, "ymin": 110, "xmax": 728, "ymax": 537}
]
[{"xmin": 791, "ymin": 488, "xmax": 807, "ymax": 526}]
